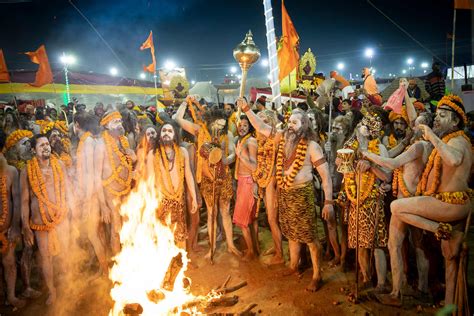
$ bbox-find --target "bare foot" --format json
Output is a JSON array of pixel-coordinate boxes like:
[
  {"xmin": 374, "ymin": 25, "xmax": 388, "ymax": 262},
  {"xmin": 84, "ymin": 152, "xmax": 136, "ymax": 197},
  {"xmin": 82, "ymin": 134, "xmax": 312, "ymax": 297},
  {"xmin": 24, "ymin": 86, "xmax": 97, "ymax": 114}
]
[
  {"xmin": 375, "ymin": 293, "xmax": 402, "ymax": 307},
  {"xmin": 264, "ymin": 255, "xmax": 285, "ymax": 266},
  {"xmin": 242, "ymin": 252, "xmax": 256, "ymax": 262},
  {"xmin": 279, "ymin": 267, "xmax": 300, "ymax": 278},
  {"xmin": 45, "ymin": 291, "xmax": 56, "ymax": 305},
  {"xmin": 227, "ymin": 246, "xmax": 242, "ymax": 257},
  {"xmin": 262, "ymin": 247, "xmax": 275, "ymax": 256},
  {"xmin": 204, "ymin": 250, "xmax": 212, "ymax": 260},
  {"xmin": 8, "ymin": 297, "xmax": 26, "ymax": 309},
  {"xmin": 21, "ymin": 287, "xmax": 42, "ymax": 299},
  {"xmin": 328, "ymin": 256, "xmax": 341, "ymax": 268},
  {"xmin": 306, "ymin": 278, "xmax": 323, "ymax": 292}
]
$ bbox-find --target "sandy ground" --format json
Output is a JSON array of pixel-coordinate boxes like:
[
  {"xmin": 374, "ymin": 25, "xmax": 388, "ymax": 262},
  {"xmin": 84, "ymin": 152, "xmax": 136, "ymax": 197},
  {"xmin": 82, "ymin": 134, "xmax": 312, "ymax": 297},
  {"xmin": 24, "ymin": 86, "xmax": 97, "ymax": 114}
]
[{"xmin": 1, "ymin": 216, "xmax": 473, "ymax": 315}]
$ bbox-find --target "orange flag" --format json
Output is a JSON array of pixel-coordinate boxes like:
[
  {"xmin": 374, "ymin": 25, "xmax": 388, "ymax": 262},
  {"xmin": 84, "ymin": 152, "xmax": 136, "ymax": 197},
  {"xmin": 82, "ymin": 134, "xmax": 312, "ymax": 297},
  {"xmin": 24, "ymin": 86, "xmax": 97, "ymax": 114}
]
[
  {"xmin": 24, "ymin": 45, "xmax": 53, "ymax": 87},
  {"xmin": 140, "ymin": 31, "xmax": 156, "ymax": 73},
  {"xmin": 454, "ymin": 0, "xmax": 473, "ymax": 9},
  {"xmin": 0, "ymin": 49, "xmax": 10, "ymax": 82},
  {"xmin": 277, "ymin": 0, "xmax": 299, "ymax": 81}
]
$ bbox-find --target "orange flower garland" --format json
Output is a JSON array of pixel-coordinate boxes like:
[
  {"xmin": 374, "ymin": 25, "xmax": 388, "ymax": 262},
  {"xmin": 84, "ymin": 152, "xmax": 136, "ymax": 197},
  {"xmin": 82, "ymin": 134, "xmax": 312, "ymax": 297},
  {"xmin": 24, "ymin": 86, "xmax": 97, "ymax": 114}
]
[
  {"xmin": 27, "ymin": 156, "xmax": 67, "ymax": 231},
  {"xmin": 101, "ymin": 130, "xmax": 133, "ymax": 197},
  {"xmin": 388, "ymin": 134, "xmax": 398, "ymax": 150},
  {"xmin": 344, "ymin": 138, "xmax": 380, "ymax": 205},
  {"xmin": 416, "ymin": 130, "xmax": 469, "ymax": 196},
  {"xmin": 0, "ymin": 175, "xmax": 9, "ymax": 227},
  {"xmin": 154, "ymin": 144, "xmax": 184, "ymax": 201},
  {"xmin": 5, "ymin": 130, "xmax": 33, "ymax": 151},
  {"xmin": 275, "ymin": 136, "xmax": 308, "ymax": 189},
  {"xmin": 392, "ymin": 167, "xmax": 411, "ymax": 198}
]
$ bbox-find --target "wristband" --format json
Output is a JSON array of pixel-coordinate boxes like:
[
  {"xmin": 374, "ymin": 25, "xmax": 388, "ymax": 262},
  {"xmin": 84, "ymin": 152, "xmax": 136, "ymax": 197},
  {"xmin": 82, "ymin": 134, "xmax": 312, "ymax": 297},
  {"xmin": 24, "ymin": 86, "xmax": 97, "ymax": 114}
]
[
  {"xmin": 324, "ymin": 200, "xmax": 334, "ymax": 205},
  {"xmin": 241, "ymin": 104, "xmax": 251, "ymax": 112}
]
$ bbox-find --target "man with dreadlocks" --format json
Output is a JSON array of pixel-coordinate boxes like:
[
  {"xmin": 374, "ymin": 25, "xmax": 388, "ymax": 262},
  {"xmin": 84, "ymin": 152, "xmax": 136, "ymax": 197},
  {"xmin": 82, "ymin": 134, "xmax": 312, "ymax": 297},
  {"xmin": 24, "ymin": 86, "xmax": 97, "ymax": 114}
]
[
  {"xmin": 0, "ymin": 131, "xmax": 26, "ymax": 308},
  {"xmin": 389, "ymin": 95, "xmax": 472, "ymax": 307},
  {"xmin": 95, "ymin": 110, "xmax": 136, "ymax": 255},
  {"xmin": 147, "ymin": 122, "xmax": 197, "ymax": 248},
  {"xmin": 338, "ymin": 112, "xmax": 391, "ymax": 292},
  {"xmin": 237, "ymin": 98, "xmax": 334, "ymax": 292},
  {"xmin": 175, "ymin": 97, "xmax": 241, "ymax": 259}
]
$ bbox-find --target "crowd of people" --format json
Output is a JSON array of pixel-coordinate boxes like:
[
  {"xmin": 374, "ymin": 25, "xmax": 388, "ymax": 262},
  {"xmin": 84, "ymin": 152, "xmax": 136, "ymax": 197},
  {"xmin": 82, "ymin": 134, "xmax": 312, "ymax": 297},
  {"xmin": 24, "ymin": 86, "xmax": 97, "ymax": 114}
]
[{"xmin": 0, "ymin": 65, "xmax": 472, "ymax": 311}]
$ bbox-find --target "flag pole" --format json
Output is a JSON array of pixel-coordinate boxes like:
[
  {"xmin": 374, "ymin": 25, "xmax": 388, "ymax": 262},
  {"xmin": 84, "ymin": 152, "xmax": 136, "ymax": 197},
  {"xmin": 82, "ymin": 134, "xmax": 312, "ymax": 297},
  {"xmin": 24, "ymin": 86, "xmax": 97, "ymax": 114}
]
[
  {"xmin": 263, "ymin": 0, "xmax": 281, "ymax": 113},
  {"xmin": 450, "ymin": 8, "xmax": 457, "ymax": 91}
]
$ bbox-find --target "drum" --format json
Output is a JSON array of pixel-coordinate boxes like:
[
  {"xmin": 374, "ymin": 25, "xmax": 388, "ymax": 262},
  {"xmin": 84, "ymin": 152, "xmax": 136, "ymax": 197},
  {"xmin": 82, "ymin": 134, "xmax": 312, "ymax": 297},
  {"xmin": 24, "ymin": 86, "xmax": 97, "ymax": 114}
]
[
  {"xmin": 199, "ymin": 142, "xmax": 222, "ymax": 165},
  {"xmin": 336, "ymin": 148, "xmax": 355, "ymax": 174}
]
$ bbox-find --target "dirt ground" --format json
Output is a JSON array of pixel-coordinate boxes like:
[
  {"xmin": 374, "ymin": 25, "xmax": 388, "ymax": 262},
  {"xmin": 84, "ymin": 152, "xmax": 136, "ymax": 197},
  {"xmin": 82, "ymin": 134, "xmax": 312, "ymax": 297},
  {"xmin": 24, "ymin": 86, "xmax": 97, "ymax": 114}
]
[{"xmin": 1, "ymin": 216, "xmax": 473, "ymax": 315}]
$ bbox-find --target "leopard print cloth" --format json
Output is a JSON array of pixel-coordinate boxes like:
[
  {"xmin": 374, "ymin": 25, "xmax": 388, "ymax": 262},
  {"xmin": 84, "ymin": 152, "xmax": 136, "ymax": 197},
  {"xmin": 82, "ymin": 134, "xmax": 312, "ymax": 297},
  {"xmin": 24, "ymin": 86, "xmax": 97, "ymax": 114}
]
[
  {"xmin": 156, "ymin": 198, "xmax": 187, "ymax": 243},
  {"xmin": 278, "ymin": 181, "xmax": 317, "ymax": 243},
  {"xmin": 199, "ymin": 172, "xmax": 233, "ymax": 207}
]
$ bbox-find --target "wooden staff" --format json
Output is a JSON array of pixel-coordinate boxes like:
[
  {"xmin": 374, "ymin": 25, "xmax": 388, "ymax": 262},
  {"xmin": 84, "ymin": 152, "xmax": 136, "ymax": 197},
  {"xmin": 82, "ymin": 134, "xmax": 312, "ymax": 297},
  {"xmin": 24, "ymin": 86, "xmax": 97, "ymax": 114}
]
[
  {"xmin": 209, "ymin": 163, "xmax": 218, "ymax": 265},
  {"xmin": 355, "ymin": 170, "xmax": 361, "ymax": 301}
]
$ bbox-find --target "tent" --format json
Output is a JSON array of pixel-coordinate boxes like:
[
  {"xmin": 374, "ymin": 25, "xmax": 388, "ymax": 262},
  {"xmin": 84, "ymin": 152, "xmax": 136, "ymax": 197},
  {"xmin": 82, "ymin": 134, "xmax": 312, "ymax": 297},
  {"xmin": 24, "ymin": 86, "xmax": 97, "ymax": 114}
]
[{"xmin": 0, "ymin": 70, "xmax": 164, "ymax": 107}]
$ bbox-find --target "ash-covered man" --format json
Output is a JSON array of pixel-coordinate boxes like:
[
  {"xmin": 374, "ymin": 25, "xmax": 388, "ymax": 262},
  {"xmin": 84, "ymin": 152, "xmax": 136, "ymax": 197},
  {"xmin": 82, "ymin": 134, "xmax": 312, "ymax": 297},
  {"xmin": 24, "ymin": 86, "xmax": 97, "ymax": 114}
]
[
  {"xmin": 0, "ymin": 131, "xmax": 26, "ymax": 308},
  {"xmin": 21, "ymin": 134, "xmax": 76, "ymax": 305},
  {"xmin": 95, "ymin": 111, "xmax": 136, "ymax": 255},
  {"xmin": 4, "ymin": 129, "xmax": 33, "ymax": 171},
  {"xmin": 233, "ymin": 115, "xmax": 258, "ymax": 261},
  {"xmin": 175, "ymin": 98, "xmax": 241, "ymax": 259},
  {"xmin": 147, "ymin": 122, "xmax": 197, "ymax": 249},
  {"xmin": 237, "ymin": 98, "xmax": 334, "ymax": 292},
  {"xmin": 386, "ymin": 95, "xmax": 472, "ymax": 306}
]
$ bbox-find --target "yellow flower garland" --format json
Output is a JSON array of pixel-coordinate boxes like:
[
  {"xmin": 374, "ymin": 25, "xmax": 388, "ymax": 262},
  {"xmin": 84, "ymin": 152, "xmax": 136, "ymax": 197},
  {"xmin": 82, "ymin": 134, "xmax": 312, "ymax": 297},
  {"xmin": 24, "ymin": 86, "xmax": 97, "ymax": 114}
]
[
  {"xmin": 27, "ymin": 156, "xmax": 67, "ymax": 231},
  {"xmin": 101, "ymin": 130, "xmax": 133, "ymax": 197},
  {"xmin": 0, "ymin": 175, "xmax": 9, "ymax": 228},
  {"xmin": 5, "ymin": 130, "xmax": 33, "ymax": 151},
  {"xmin": 388, "ymin": 134, "xmax": 398, "ymax": 150},
  {"xmin": 416, "ymin": 130, "xmax": 469, "ymax": 197},
  {"xmin": 154, "ymin": 144, "xmax": 184, "ymax": 201},
  {"xmin": 343, "ymin": 138, "xmax": 380, "ymax": 205},
  {"xmin": 275, "ymin": 136, "xmax": 308, "ymax": 189}
]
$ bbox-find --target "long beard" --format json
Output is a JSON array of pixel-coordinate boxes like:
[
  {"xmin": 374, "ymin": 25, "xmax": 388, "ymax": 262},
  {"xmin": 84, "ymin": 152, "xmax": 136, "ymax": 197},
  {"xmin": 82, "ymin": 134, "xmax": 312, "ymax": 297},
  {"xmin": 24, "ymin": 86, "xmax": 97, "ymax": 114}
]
[
  {"xmin": 109, "ymin": 126, "xmax": 125, "ymax": 137},
  {"xmin": 52, "ymin": 141, "xmax": 65, "ymax": 154},
  {"xmin": 160, "ymin": 138, "xmax": 174, "ymax": 147},
  {"xmin": 394, "ymin": 129, "xmax": 405, "ymax": 139}
]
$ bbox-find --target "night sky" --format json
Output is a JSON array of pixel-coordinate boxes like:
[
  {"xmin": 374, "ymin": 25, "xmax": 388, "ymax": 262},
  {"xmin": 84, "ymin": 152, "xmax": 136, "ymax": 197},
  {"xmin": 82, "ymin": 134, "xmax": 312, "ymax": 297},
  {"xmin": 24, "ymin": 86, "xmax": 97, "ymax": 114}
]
[{"xmin": 0, "ymin": 0, "xmax": 472, "ymax": 82}]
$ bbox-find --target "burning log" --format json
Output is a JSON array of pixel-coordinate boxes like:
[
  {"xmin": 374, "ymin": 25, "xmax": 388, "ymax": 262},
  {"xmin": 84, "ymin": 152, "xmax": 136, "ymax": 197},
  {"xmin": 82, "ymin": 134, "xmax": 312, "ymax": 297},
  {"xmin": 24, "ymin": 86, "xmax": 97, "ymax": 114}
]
[
  {"xmin": 123, "ymin": 303, "xmax": 143, "ymax": 315},
  {"xmin": 216, "ymin": 281, "xmax": 248, "ymax": 295},
  {"xmin": 162, "ymin": 252, "xmax": 183, "ymax": 291}
]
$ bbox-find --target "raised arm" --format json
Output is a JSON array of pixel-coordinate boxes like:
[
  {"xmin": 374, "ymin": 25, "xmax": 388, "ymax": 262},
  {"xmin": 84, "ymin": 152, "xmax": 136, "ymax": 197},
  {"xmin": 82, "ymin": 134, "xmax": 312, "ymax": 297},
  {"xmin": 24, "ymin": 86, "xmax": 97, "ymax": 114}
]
[
  {"xmin": 236, "ymin": 97, "xmax": 273, "ymax": 138},
  {"xmin": 182, "ymin": 147, "xmax": 197, "ymax": 214},
  {"xmin": 309, "ymin": 141, "xmax": 334, "ymax": 221},
  {"xmin": 404, "ymin": 89, "xmax": 417, "ymax": 127},
  {"xmin": 20, "ymin": 169, "xmax": 34, "ymax": 247},
  {"xmin": 420, "ymin": 124, "xmax": 464, "ymax": 167},
  {"xmin": 175, "ymin": 101, "xmax": 201, "ymax": 136},
  {"xmin": 222, "ymin": 131, "xmax": 236, "ymax": 166},
  {"xmin": 363, "ymin": 141, "xmax": 422, "ymax": 170}
]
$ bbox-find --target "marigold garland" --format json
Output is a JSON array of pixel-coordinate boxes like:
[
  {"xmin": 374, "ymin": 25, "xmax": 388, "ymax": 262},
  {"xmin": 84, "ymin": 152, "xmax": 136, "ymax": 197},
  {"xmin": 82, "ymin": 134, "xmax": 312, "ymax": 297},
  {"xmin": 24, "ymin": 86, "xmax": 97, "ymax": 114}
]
[
  {"xmin": 27, "ymin": 156, "xmax": 67, "ymax": 230},
  {"xmin": 437, "ymin": 95, "xmax": 467, "ymax": 124},
  {"xmin": 101, "ymin": 130, "xmax": 133, "ymax": 197},
  {"xmin": 392, "ymin": 167, "xmax": 411, "ymax": 198},
  {"xmin": 343, "ymin": 138, "xmax": 380, "ymax": 205},
  {"xmin": 275, "ymin": 136, "xmax": 308, "ymax": 189},
  {"xmin": 0, "ymin": 175, "xmax": 9, "ymax": 228},
  {"xmin": 388, "ymin": 134, "xmax": 398, "ymax": 150},
  {"xmin": 100, "ymin": 111, "xmax": 122, "ymax": 127},
  {"xmin": 154, "ymin": 144, "xmax": 184, "ymax": 201},
  {"xmin": 5, "ymin": 130, "xmax": 33, "ymax": 151},
  {"xmin": 416, "ymin": 130, "xmax": 469, "ymax": 197}
]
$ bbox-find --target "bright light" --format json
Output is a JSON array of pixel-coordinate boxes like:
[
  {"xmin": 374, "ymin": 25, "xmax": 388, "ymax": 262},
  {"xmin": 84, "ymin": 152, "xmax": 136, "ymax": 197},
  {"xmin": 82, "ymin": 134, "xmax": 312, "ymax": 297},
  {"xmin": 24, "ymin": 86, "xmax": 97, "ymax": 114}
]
[
  {"xmin": 372, "ymin": 68, "xmax": 376, "ymax": 74},
  {"xmin": 261, "ymin": 58, "xmax": 269, "ymax": 67},
  {"xmin": 364, "ymin": 48, "xmax": 374, "ymax": 58},
  {"xmin": 337, "ymin": 62, "xmax": 345, "ymax": 70},
  {"xmin": 421, "ymin": 62, "xmax": 429, "ymax": 68},
  {"xmin": 164, "ymin": 60, "xmax": 176, "ymax": 70},
  {"xmin": 267, "ymin": 74, "xmax": 271, "ymax": 79},
  {"xmin": 230, "ymin": 66, "xmax": 237, "ymax": 74},
  {"xmin": 402, "ymin": 69, "xmax": 407, "ymax": 74},
  {"xmin": 407, "ymin": 58, "xmax": 414, "ymax": 65},
  {"xmin": 164, "ymin": 80, "xmax": 170, "ymax": 85},
  {"xmin": 191, "ymin": 80, "xmax": 196, "ymax": 85},
  {"xmin": 209, "ymin": 81, "xmax": 212, "ymax": 84},
  {"xmin": 237, "ymin": 74, "xmax": 242, "ymax": 79},
  {"xmin": 389, "ymin": 73, "xmax": 392, "ymax": 77},
  {"xmin": 139, "ymin": 73, "xmax": 146, "ymax": 79},
  {"xmin": 60, "ymin": 54, "xmax": 76, "ymax": 65},
  {"xmin": 110, "ymin": 67, "xmax": 118, "ymax": 76},
  {"xmin": 423, "ymin": 70, "xmax": 427, "ymax": 73}
]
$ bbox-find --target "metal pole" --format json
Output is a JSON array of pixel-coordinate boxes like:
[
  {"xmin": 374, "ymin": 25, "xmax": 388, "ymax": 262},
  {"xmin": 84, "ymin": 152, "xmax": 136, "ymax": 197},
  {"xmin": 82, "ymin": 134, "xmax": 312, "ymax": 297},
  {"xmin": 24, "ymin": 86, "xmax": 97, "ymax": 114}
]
[
  {"xmin": 64, "ymin": 65, "xmax": 71, "ymax": 103},
  {"xmin": 263, "ymin": 0, "xmax": 281, "ymax": 112},
  {"xmin": 451, "ymin": 9, "xmax": 457, "ymax": 91}
]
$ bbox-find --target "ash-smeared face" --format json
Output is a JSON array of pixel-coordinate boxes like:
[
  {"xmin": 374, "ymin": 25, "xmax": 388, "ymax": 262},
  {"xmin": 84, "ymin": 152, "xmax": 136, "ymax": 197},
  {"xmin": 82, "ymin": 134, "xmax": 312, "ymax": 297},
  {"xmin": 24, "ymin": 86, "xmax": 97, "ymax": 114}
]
[
  {"xmin": 238, "ymin": 118, "xmax": 250, "ymax": 137},
  {"xmin": 145, "ymin": 127, "xmax": 157, "ymax": 143},
  {"xmin": 433, "ymin": 106, "xmax": 457, "ymax": 136},
  {"xmin": 287, "ymin": 113, "xmax": 302, "ymax": 136},
  {"xmin": 160, "ymin": 124, "xmax": 175, "ymax": 146},
  {"xmin": 107, "ymin": 118, "xmax": 125, "ymax": 136}
]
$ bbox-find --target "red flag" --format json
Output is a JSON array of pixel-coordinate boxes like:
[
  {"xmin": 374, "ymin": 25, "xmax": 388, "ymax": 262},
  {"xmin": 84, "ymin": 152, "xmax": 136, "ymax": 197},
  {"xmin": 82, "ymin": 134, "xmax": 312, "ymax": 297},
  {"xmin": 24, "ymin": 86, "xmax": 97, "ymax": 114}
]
[
  {"xmin": 140, "ymin": 31, "xmax": 156, "ymax": 73},
  {"xmin": 277, "ymin": 0, "xmax": 299, "ymax": 81},
  {"xmin": 0, "ymin": 49, "xmax": 10, "ymax": 82},
  {"xmin": 24, "ymin": 45, "xmax": 53, "ymax": 87},
  {"xmin": 454, "ymin": 0, "xmax": 473, "ymax": 9}
]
